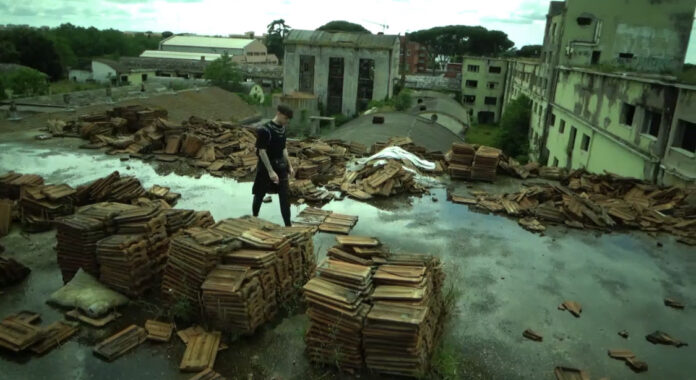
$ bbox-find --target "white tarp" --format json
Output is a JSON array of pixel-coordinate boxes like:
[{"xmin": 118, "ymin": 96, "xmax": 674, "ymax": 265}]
[
  {"xmin": 47, "ymin": 269, "xmax": 129, "ymax": 317},
  {"xmin": 351, "ymin": 146, "xmax": 436, "ymax": 172}
]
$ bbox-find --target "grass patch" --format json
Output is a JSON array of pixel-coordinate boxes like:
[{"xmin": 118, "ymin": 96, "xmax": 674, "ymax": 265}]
[
  {"xmin": 50, "ymin": 80, "xmax": 104, "ymax": 94},
  {"xmin": 465, "ymin": 123, "xmax": 503, "ymax": 148},
  {"xmin": 430, "ymin": 340, "xmax": 461, "ymax": 380}
]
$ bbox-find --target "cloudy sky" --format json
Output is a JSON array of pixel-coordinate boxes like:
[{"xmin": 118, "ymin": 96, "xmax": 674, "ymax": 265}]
[{"xmin": 1, "ymin": 0, "xmax": 694, "ymax": 62}]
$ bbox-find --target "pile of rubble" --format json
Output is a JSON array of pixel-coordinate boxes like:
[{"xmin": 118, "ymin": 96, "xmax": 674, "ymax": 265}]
[
  {"xmin": 451, "ymin": 170, "xmax": 696, "ymax": 243},
  {"xmin": 161, "ymin": 216, "xmax": 318, "ymax": 334},
  {"xmin": 303, "ymin": 235, "xmax": 446, "ymax": 376},
  {"xmin": 446, "ymin": 143, "xmax": 501, "ymax": 182}
]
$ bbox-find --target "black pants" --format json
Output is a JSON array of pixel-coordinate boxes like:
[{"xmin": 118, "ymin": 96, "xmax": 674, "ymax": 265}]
[{"xmin": 252, "ymin": 179, "xmax": 291, "ymax": 226}]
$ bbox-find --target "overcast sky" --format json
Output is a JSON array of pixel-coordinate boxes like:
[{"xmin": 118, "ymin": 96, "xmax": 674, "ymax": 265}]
[{"xmin": 0, "ymin": 0, "xmax": 694, "ymax": 63}]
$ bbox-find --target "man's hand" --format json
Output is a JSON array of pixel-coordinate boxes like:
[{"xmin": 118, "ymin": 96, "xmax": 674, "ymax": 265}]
[
  {"xmin": 269, "ymin": 170, "xmax": 279, "ymax": 184},
  {"xmin": 289, "ymin": 165, "xmax": 295, "ymax": 178}
]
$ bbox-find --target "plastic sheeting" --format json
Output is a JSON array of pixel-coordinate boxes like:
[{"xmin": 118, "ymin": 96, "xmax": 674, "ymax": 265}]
[
  {"xmin": 47, "ymin": 269, "xmax": 129, "ymax": 317},
  {"xmin": 350, "ymin": 146, "xmax": 436, "ymax": 172}
]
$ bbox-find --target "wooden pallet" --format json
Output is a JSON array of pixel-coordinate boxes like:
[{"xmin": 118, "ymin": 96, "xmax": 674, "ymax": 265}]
[
  {"xmin": 0, "ymin": 317, "xmax": 44, "ymax": 352},
  {"xmin": 66, "ymin": 309, "xmax": 121, "ymax": 328},
  {"xmin": 93, "ymin": 324, "xmax": 147, "ymax": 361}
]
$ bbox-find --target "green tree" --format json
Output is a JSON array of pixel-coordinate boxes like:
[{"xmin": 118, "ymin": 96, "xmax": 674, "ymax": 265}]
[
  {"xmin": 162, "ymin": 31, "xmax": 174, "ymax": 39},
  {"xmin": 499, "ymin": 94, "xmax": 532, "ymax": 159},
  {"xmin": 317, "ymin": 21, "xmax": 370, "ymax": 33},
  {"xmin": 0, "ymin": 67, "xmax": 49, "ymax": 97},
  {"xmin": 516, "ymin": 45, "xmax": 543, "ymax": 58},
  {"xmin": 266, "ymin": 19, "xmax": 291, "ymax": 63},
  {"xmin": 408, "ymin": 25, "xmax": 514, "ymax": 72},
  {"xmin": 204, "ymin": 53, "xmax": 243, "ymax": 91},
  {"xmin": 0, "ymin": 27, "xmax": 63, "ymax": 79}
]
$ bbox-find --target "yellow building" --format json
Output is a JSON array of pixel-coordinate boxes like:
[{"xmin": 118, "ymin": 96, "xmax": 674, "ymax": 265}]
[{"xmin": 460, "ymin": 57, "xmax": 507, "ymax": 124}]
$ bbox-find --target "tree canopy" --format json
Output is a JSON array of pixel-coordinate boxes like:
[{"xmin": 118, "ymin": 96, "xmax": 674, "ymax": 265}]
[
  {"xmin": 408, "ymin": 25, "xmax": 514, "ymax": 58},
  {"xmin": 499, "ymin": 94, "xmax": 532, "ymax": 160},
  {"xmin": 515, "ymin": 45, "xmax": 543, "ymax": 58},
  {"xmin": 0, "ymin": 24, "xmax": 162, "ymax": 80},
  {"xmin": 203, "ymin": 52, "xmax": 242, "ymax": 92},
  {"xmin": 317, "ymin": 21, "xmax": 370, "ymax": 34},
  {"xmin": 266, "ymin": 19, "xmax": 291, "ymax": 63}
]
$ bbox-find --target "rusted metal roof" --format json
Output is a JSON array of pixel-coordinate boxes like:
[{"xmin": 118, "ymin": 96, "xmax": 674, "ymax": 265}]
[{"xmin": 285, "ymin": 30, "xmax": 398, "ymax": 50}]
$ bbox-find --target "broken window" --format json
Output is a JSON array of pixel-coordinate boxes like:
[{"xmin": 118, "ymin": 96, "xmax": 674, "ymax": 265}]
[
  {"xmin": 568, "ymin": 126, "xmax": 578, "ymax": 150},
  {"xmin": 550, "ymin": 113, "xmax": 556, "ymax": 126},
  {"xmin": 356, "ymin": 58, "xmax": 375, "ymax": 112},
  {"xmin": 466, "ymin": 80, "xmax": 478, "ymax": 88},
  {"xmin": 478, "ymin": 111, "xmax": 495, "ymax": 124},
  {"xmin": 299, "ymin": 55, "xmax": 315, "ymax": 93},
  {"xmin": 642, "ymin": 110, "xmax": 662, "ymax": 137},
  {"xmin": 484, "ymin": 97, "xmax": 497, "ymax": 105},
  {"xmin": 560, "ymin": 120, "xmax": 566, "ymax": 133},
  {"xmin": 553, "ymin": 157, "xmax": 559, "ymax": 167},
  {"xmin": 580, "ymin": 134, "xmax": 591, "ymax": 151},
  {"xmin": 487, "ymin": 82, "xmax": 498, "ymax": 89},
  {"xmin": 327, "ymin": 57, "xmax": 344, "ymax": 115},
  {"xmin": 673, "ymin": 119, "xmax": 696, "ymax": 153},
  {"xmin": 619, "ymin": 52, "xmax": 635, "ymax": 59},
  {"xmin": 489, "ymin": 66, "xmax": 502, "ymax": 74},
  {"xmin": 591, "ymin": 51, "xmax": 601, "ymax": 64},
  {"xmin": 463, "ymin": 95, "xmax": 476, "ymax": 104},
  {"xmin": 577, "ymin": 17, "xmax": 592, "ymax": 26},
  {"xmin": 620, "ymin": 103, "xmax": 636, "ymax": 126},
  {"xmin": 467, "ymin": 65, "xmax": 479, "ymax": 72}
]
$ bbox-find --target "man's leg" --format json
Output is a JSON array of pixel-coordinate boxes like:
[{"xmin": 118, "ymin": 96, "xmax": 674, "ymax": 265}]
[
  {"xmin": 278, "ymin": 180, "xmax": 291, "ymax": 227},
  {"xmin": 252, "ymin": 192, "xmax": 265, "ymax": 217}
]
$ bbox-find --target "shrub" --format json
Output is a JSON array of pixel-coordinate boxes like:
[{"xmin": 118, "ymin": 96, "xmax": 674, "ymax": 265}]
[{"xmin": 499, "ymin": 94, "xmax": 532, "ymax": 158}]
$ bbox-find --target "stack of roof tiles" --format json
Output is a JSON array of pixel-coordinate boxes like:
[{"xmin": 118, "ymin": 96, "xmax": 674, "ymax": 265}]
[
  {"xmin": 447, "ymin": 143, "xmax": 475, "ymax": 180},
  {"xmin": 303, "ymin": 259, "xmax": 373, "ymax": 372},
  {"xmin": 303, "ymin": 235, "xmax": 446, "ymax": 377},
  {"xmin": 295, "ymin": 207, "xmax": 359, "ymax": 235},
  {"xmin": 201, "ymin": 264, "xmax": 267, "ymax": 334},
  {"xmin": 363, "ymin": 254, "xmax": 444, "ymax": 377},
  {"xmin": 96, "ymin": 234, "xmax": 153, "ymax": 297},
  {"xmin": 471, "ymin": 146, "xmax": 501, "ymax": 182},
  {"xmin": 0, "ymin": 172, "xmax": 44, "ymax": 200},
  {"xmin": 19, "ymin": 183, "xmax": 76, "ymax": 231},
  {"xmin": 163, "ymin": 209, "xmax": 215, "ymax": 235},
  {"xmin": 74, "ymin": 171, "xmax": 147, "ymax": 206},
  {"xmin": 161, "ymin": 227, "xmax": 240, "ymax": 304}
]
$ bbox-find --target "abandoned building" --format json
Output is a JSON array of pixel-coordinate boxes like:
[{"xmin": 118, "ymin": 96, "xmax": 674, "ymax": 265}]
[
  {"xmin": 158, "ymin": 35, "xmax": 277, "ymax": 64},
  {"xmin": 460, "ymin": 57, "xmax": 508, "ymax": 124},
  {"xmin": 91, "ymin": 59, "xmax": 155, "ymax": 86},
  {"xmin": 399, "ymin": 36, "xmax": 429, "ymax": 74},
  {"xmin": 282, "ymin": 30, "xmax": 400, "ymax": 116},
  {"xmin": 499, "ymin": 0, "xmax": 696, "ymax": 186}
]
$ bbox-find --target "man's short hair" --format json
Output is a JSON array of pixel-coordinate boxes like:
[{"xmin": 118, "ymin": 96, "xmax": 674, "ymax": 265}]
[{"xmin": 277, "ymin": 104, "xmax": 293, "ymax": 119}]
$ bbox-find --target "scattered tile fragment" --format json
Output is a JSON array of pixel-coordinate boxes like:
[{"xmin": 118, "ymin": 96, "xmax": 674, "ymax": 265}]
[
  {"xmin": 554, "ymin": 366, "xmax": 590, "ymax": 380},
  {"xmin": 664, "ymin": 298, "xmax": 684, "ymax": 310},
  {"xmin": 625, "ymin": 357, "xmax": 648, "ymax": 373},
  {"xmin": 263, "ymin": 196, "xmax": 272, "ymax": 203},
  {"xmin": 145, "ymin": 320, "xmax": 174, "ymax": 342},
  {"xmin": 93, "ymin": 324, "xmax": 147, "ymax": 361},
  {"xmin": 523, "ymin": 329, "xmax": 543, "ymax": 342},
  {"xmin": 618, "ymin": 330, "xmax": 629, "ymax": 339},
  {"xmin": 558, "ymin": 301, "xmax": 582, "ymax": 317},
  {"xmin": 608, "ymin": 349, "xmax": 635, "ymax": 359},
  {"xmin": 645, "ymin": 331, "xmax": 688, "ymax": 347}
]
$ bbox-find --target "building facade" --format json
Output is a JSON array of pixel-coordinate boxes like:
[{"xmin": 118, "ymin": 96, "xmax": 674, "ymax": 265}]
[
  {"xmin": 399, "ymin": 36, "xmax": 428, "ymax": 74},
  {"xmin": 460, "ymin": 57, "xmax": 508, "ymax": 124},
  {"xmin": 283, "ymin": 30, "xmax": 400, "ymax": 116},
  {"xmin": 502, "ymin": 0, "xmax": 696, "ymax": 186},
  {"xmin": 543, "ymin": 0, "xmax": 693, "ymax": 74}
]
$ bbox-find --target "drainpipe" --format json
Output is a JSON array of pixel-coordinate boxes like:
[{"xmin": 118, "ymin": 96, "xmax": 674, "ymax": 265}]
[{"xmin": 567, "ymin": 20, "xmax": 603, "ymax": 54}]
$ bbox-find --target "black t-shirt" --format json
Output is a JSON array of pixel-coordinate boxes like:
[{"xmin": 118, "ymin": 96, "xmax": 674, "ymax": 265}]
[{"xmin": 255, "ymin": 121, "xmax": 286, "ymax": 161}]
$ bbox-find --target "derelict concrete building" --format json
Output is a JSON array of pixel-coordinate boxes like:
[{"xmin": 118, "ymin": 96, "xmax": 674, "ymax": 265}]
[{"xmin": 282, "ymin": 30, "xmax": 400, "ymax": 117}]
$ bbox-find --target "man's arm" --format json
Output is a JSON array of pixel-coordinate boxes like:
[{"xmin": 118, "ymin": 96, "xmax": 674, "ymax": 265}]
[
  {"xmin": 283, "ymin": 148, "xmax": 294, "ymax": 177},
  {"xmin": 259, "ymin": 149, "xmax": 279, "ymax": 183}
]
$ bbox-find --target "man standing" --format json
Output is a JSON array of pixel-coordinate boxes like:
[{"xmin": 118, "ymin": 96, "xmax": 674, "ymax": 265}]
[{"xmin": 252, "ymin": 105, "xmax": 294, "ymax": 226}]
